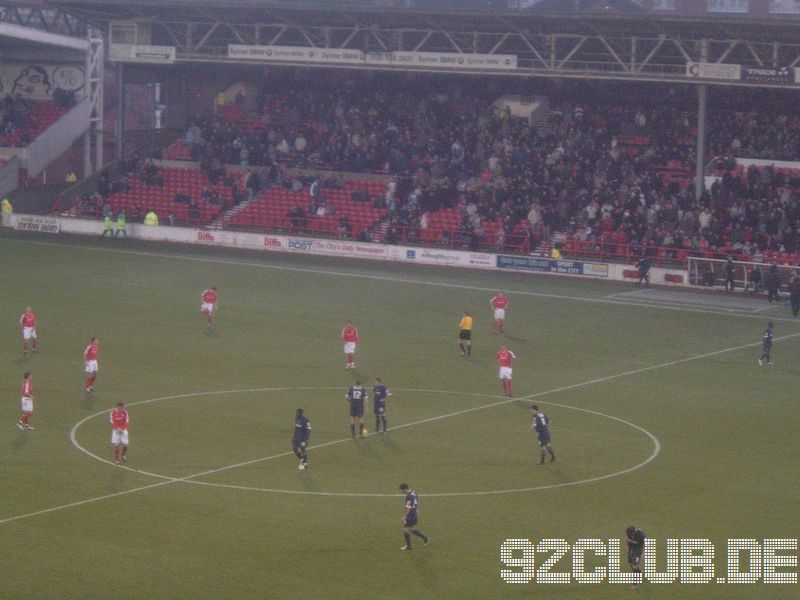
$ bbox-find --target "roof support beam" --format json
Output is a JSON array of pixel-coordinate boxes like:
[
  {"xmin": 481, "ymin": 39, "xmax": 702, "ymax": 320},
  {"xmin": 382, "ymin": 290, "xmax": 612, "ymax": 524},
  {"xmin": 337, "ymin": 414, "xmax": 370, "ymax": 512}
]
[
  {"xmin": 0, "ymin": 21, "xmax": 88, "ymax": 51},
  {"xmin": 413, "ymin": 30, "xmax": 433, "ymax": 52},
  {"xmin": 194, "ymin": 22, "xmax": 219, "ymax": 52},
  {"xmin": 635, "ymin": 35, "xmax": 666, "ymax": 73},
  {"xmin": 556, "ymin": 36, "xmax": 587, "ymax": 70},
  {"xmin": 596, "ymin": 34, "xmax": 630, "ymax": 73}
]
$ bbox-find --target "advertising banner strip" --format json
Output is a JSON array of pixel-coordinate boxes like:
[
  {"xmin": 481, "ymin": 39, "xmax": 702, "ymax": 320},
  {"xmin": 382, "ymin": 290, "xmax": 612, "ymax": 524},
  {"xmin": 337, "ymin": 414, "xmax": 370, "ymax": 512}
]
[
  {"xmin": 228, "ymin": 45, "xmax": 517, "ymax": 71},
  {"xmin": 7, "ymin": 214, "xmax": 692, "ymax": 284},
  {"xmin": 497, "ymin": 255, "xmax": 609, "ymax": 278},
  {"xmin": 365, "ymin": 51, "xmax": 517, "ymax": 71},
  {"xmin": 685, "ymin": 62, "xmax": 741, "ymax": 81},
  {"xmin": 740, "ymin": 66, "xmax": 793, "ymax": 85},
  {"xmin": 110, "ymin": 44, "xmax": 176, "ymax": 64},
  {"xmin": 14, "ymin": 215, "xmax": 60, "ymax": 233}
]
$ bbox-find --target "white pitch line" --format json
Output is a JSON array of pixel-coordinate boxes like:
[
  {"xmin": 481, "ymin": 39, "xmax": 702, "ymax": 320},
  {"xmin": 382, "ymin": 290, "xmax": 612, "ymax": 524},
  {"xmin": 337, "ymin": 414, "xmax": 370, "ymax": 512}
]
[
  {"xmin": 607, "ymin": 297, "xmax": 770, "ymax": 314},
  {"xmin": 605, "ymin": 288, "xmax": 787, "ymax": 315},
  {"xmin": 2, "ymin": 235, "xmax": 799, "ymax": 324},
  {"xmin": 69, "ymin": 387, "xmax": 521, "ymax": 485},
  {"xmin": 171, "ymin": 398, "xmax": 661, "ymax": 497},
  {"xmin": 71, "ymin": 387, "xmax": 658, "ymax": 498},
  {"xmin": 753, "ymin": 304, "xmax": 781, "ymax": 313},
  {"xmin": 605, "ymin": 289, "xmax": 652, "ymax": 299},
  {"xmin": 2, "ymin": 329, "xmax": 796, "ymax": 526},
  {"xmin": 0, "ymin": 479, "xmax": 178, "ymax": 526}
]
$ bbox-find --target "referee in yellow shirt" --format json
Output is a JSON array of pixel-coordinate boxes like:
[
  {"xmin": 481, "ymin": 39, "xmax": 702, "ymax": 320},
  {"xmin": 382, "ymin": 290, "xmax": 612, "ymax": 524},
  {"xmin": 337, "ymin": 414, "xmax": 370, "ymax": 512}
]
[{"xmin": 458, "ymin": 311, "xmax": 473, "ymax": 357}]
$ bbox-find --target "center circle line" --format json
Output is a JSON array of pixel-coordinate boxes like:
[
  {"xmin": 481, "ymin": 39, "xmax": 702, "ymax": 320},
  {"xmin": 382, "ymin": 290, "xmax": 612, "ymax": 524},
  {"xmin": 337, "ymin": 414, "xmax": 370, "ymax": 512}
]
[{"xmin": 70, "ymin": 387, "xmax": 660, "ymax": 497}]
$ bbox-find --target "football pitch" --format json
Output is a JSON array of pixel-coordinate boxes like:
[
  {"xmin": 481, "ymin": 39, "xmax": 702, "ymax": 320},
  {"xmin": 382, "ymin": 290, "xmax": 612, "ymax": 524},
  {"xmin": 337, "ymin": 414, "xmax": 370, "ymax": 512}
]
[{"xmin": 1, "ymin": 228, "xmax": 799, "ymax": 599}]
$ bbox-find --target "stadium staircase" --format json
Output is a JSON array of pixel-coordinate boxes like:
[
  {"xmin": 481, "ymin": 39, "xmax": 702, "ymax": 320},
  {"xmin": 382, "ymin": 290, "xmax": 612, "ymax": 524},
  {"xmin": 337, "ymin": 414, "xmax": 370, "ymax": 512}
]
[
  {"xmin": 210, "ymin": 191, "xmax": 258, "ymax": 229},
  {"xmin": 531, "ymin": 237, "xmax": 553, "ymax": 258},
  {"xmin": 222, "ymin": 180, "xmax": 386, "ymax": 235},
  {"xmin": 371, "ymin": 220, "xmax": 391, "ymax": 243},
  {"xmin": 534, "ymin": 108, "xmax": 557, "ymax": 138}
]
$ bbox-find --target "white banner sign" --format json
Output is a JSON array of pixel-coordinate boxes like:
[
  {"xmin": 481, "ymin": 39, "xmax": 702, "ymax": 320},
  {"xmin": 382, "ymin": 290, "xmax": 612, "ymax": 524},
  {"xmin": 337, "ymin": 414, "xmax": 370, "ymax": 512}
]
[
  {"xmin": 196, "ymin": 229, "xmax": 287, "ymax": 251},
  {"xmin": 771, "ymin": 0, "xmax": 800, "ymax": 13},
  {"xmin": 365, "ymin": 51, "xmax": 517, "ymax": 71},
  {"xmin": 228, "ymin": 45, "xmax": 363, "ymax": 65},
  {"xmin": 196, "ymin": 230, "xmax": 234, "ymax": 245},
  {"xmin": 110, "ymin": 44, "xmax": 176, "ymax": 64},
  {"xmin": 389, "ymin": 247, "xmax": 495, "ymax": 268},
  {"xmin": 228, "ymin": 45, "xmax": 517, "ymax": 71},
  {"xmin": 686, "ymin": 62, "xmax": 741, "ymax": 81},
  {"xmin": 14, "ymin": 215, "xmax": 60, "ymax": 233},
  {"xmin": 707, "ymin": 0, "xmax": 749, "ymax": 12},
  {"xmin": 286, "ymin": 237, "xmax": 388, "ymax": 259}
]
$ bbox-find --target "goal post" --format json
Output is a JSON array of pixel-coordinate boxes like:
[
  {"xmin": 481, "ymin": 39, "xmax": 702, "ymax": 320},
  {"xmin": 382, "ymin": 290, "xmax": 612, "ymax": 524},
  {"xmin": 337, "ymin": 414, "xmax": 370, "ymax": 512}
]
[{"xmin": 687, "ymin": 256, "xmax": 800, "ymax": 293}]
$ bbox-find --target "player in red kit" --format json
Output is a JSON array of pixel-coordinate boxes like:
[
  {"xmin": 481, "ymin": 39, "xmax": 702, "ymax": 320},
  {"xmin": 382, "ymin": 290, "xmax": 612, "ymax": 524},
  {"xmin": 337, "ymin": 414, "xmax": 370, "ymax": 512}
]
[
  {"xmin": 490, "ymin": 292, "xmax": 509, "ymax": 334},
  {"xmin": 19, "ymin": 306, "xmax": 38, "ymax": 354},
  {"xmin": 496, "ymin": 345, "xmax": 516, "ymax": 397},
  {"xmin": 84, "ymin": 337, "xmax": 99, "ymax": 393},
  {"xmin": 110, "ymin": 402, "xmax": 129, "ymax": 464},
  {"xmin": 341, "ymin": 321, "xmax": 359, "ymax": 369},
  {"xmin": 17, "ymin": 372, "xmax": 34, "ymax": 431},
  {"xmin": 201, "ymin": 287, "xmax": 218, "ymax": 327}
]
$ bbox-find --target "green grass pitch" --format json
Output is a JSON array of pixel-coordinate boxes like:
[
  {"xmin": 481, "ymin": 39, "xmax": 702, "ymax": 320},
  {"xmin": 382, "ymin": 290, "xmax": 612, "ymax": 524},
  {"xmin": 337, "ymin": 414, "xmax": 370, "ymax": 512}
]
[{"xmin": 1, "ymin": 228, "xmax": 799, "ymax": 599}]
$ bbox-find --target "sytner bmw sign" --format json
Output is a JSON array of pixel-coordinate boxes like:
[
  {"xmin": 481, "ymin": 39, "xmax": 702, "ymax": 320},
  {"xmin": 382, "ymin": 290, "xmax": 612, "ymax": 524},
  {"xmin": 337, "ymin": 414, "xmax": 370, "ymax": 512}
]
[{"xmin": 228, "ymin": 45, "xmax": 517, "ymax": 71}]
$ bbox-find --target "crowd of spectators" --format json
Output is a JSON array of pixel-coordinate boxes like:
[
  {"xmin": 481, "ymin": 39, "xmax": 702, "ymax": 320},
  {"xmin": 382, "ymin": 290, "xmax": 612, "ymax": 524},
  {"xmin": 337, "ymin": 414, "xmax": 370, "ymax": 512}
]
[
  {"xmin": 167, "ymin": 74, "xmax": 800, "ymax": 259},
  {"xmin": 0, "ymin": 95, "xmax": 33, "ymax": 146},
  {"xmin": 707, "ymin": 90, "xmax": 800, "ymax": 162},
  {"xmin": 0, "ymin": 95, "xmax": 69, "ymax": 148},
  {"xmin": 177, "ymin": 75, "xmax": 701, "ymax": 250},
  {"xmin": 69, "ymin": 152, "xmax": 244, "ymax": 225}
]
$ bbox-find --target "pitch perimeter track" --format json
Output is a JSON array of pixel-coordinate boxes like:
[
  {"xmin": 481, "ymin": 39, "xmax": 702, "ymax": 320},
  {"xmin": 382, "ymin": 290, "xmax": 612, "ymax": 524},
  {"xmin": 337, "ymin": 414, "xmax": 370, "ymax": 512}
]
[{"xmin": 1, "ymin": 233, "xmax": 799, "ymax": 324}]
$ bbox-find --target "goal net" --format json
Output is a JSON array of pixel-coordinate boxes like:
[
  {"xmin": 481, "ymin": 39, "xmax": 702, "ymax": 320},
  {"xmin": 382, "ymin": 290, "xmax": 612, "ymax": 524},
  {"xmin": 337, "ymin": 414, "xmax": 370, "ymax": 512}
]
[{"xmin": 687, "ymin": 256, "xmax": 800, "ymax": 293}]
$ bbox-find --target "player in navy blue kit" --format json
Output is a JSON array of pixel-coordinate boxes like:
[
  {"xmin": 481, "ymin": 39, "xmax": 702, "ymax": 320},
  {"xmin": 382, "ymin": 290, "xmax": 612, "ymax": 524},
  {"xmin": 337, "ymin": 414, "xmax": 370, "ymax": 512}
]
[
  {"xmin": 626, "ymin": 526, "xmax": 646, "ymax": 590},
  {"xmin": 292, "ymin": 408, "xmax": 311, "ymax": 470},
  {"xmin": 399, "ymin": 483, "xmax": 429, "ymax": 550},
  {"xmin": 373, "ymin": 377, "xmax": 391, "ymax": 434},
  {"xmin": 531, "ymin": 405, "xmax": 555, "ymax": 464},
  {"xmin": 759, "ymin": 322, "xmax": 774, "ymax": 366},
  {"xmin": 346, "ymin": 380, "xmax": 368, "ymax": 438}
]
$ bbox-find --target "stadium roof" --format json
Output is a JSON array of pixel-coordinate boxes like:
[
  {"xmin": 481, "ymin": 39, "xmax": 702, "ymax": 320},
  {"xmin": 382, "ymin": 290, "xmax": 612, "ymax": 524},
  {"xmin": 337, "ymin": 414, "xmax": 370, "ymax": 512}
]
[
  {"xmin": 49, "ymin": 0, "xmax": 800, "ymax": 88},
  {"xmin": 0, "ymin": 21, "xmax": 87, "ymax": 52},
  {"xmin": 49, "ymin": 0, "xmax": 800, "ymax": 38}
]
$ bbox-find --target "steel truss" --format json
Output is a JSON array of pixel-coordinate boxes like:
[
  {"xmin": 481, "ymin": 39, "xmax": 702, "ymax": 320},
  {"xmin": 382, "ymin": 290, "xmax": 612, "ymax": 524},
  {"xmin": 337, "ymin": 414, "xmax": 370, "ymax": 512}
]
[
  {"xmin": 49, "ymin": 2, "xmax": 800, "ymax": 88},
  {"xmin": 0, "ymin": 4, "xmax": 84, "ymax": 36},
  {"xmin": 83, "ymin": 26, "xmax": 103, "ymax": 175}
]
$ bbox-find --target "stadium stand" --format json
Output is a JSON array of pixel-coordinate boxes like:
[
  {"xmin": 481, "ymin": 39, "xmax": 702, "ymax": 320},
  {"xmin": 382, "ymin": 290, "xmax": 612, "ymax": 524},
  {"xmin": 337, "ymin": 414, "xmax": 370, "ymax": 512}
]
[
  {"xmin": 224, "ymin": 179, "xmax": 386, "ymax": 238},
  {"xmin": 78, "ymin": 72, "xmax": 800, "ymax": 262},
  {"xmin": 0, "ymin": 99, "xmax": 68, "ymax": 148},
  {"xmin": 156, "ymin": 77, "xmax": 706, "ymax": 254},
  {"xmin": 101, "ymin": 165, "xmax": 244, "ymax": 226}
]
